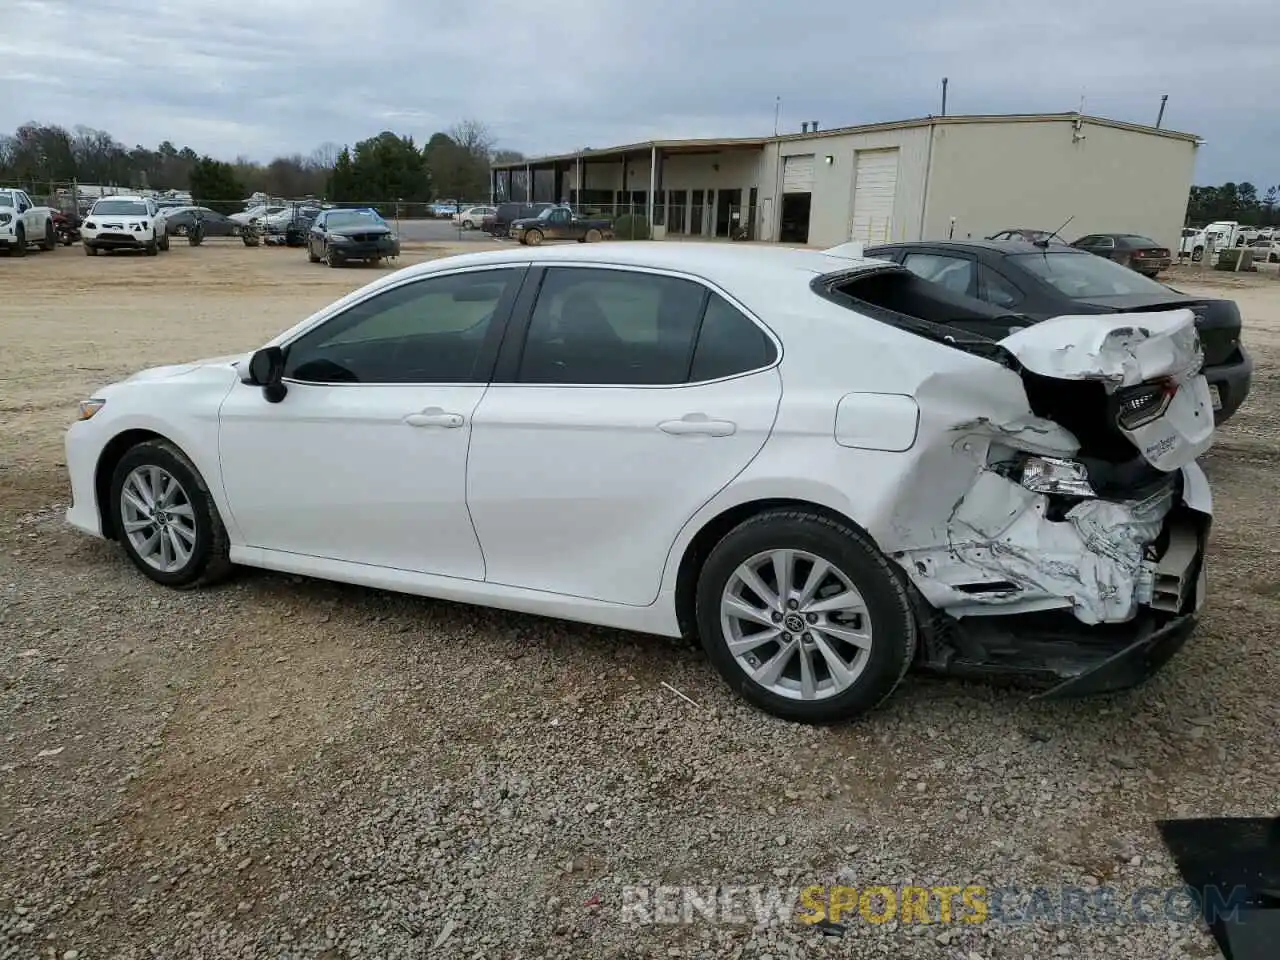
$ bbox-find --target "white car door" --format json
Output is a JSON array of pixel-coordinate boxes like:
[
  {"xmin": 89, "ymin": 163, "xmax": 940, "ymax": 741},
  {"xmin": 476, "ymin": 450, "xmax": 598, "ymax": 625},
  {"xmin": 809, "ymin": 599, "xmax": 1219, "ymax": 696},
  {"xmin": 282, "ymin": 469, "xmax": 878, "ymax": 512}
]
[
  {"xmin": 466, "ymin": 264, "xmax": 783, "ymax": 606},
  {"xmin": 15, "ymin": 191, "xmax": 36, "ymax": 238},
  {"xmin": 217, "ymin": 265, "xmax": 527, "ymax": 579}
]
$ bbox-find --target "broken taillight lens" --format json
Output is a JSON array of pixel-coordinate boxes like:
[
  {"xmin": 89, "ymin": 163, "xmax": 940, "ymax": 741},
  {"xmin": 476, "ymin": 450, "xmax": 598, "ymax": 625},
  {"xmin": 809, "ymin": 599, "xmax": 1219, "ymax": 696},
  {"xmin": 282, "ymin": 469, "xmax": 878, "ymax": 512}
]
[
  {"xmin": 1020, "ymin": 456, "xmax": 1097, "ymax": 497},
  {"xmin": 1116, "ymin": 379, "xmax": 1178, "ymax": 430}
]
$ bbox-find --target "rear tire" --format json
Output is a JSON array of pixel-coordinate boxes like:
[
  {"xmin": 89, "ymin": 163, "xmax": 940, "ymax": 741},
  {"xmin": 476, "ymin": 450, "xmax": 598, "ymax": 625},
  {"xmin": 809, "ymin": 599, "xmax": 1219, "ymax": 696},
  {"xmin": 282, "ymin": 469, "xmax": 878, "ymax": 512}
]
[
  {"xmin": 1191, "ymin": 246, "xmax": 1204, "ymax": 263},
  {"xmin": 158, "ymin": 233, "xmax": 170, "ymax": 251},
  {"xmin": 109, "ymin": 439, "xmax": 233, "ymax": 589},
  {"xmin": 694, "ymin": 509, "xmax": 916, "ymax": 723}
]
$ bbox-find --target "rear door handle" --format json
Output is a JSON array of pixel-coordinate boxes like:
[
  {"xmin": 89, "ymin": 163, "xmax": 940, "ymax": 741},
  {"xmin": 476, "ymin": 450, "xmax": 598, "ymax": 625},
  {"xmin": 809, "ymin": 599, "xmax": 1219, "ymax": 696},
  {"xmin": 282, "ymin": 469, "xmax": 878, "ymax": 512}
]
[
  {"xmin": 658, "ymin": 413, "xmax": 736, "ymax": 437},
  {"xmin": 404, "ymin": 407, "xmax": 464, "ymax": 428}
]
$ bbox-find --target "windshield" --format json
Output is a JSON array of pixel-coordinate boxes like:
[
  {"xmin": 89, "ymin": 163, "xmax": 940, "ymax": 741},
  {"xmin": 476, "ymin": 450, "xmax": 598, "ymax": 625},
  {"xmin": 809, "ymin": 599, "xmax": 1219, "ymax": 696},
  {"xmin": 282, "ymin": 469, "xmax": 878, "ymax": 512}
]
[
  {"xmin": 1011, "ymin": 252, "xmax": 1171, "ymax": 298},
  {"xmin": 326, "ymin": 210, "xmax": 384, "ymax": 229},
  {"xmin": 91, "ymin": 200, "xmax": 149, "ymax": 216}
]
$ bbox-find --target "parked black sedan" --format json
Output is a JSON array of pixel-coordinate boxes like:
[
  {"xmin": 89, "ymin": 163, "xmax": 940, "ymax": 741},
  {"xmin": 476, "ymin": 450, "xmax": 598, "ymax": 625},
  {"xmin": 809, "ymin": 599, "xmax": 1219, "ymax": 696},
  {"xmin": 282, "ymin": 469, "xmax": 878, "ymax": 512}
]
[
  {"xmin": 1071, "ymin": 233, "xmax": 1172, "ymax": 277},
  {"xmin": 163, "ymin": 207, "xmax": 240, "ymax": 238},
  {"xmin": 307, "ymin": 209, "xmax": 400, "ymax": 267},
  {"xmin": 864, "ymin": 239, "xmax": 1252, "ymax": 423}
]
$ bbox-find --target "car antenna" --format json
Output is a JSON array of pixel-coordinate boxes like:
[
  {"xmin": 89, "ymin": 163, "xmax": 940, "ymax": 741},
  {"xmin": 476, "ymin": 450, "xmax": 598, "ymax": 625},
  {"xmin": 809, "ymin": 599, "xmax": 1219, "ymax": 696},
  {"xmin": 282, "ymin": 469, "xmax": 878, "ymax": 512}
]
[{"xmin": 1036, "ymin": 214, "xmax": 1074, "ymax": 248}]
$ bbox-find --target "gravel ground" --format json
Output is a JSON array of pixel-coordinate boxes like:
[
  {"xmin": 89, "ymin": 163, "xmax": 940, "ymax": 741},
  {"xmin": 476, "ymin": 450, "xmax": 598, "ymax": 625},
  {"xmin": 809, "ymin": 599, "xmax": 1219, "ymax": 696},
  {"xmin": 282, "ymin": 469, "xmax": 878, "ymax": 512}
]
[{"xmin": 1, "ymin": 246, "xmax": 1277, "ymax": 958}]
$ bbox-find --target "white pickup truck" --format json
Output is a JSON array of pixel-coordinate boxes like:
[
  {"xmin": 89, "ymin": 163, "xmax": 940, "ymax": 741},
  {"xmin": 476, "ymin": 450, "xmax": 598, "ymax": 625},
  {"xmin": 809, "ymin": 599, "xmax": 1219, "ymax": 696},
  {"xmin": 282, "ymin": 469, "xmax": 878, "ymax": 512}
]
[{"xmin": 0, "ymin": 188, "xmax": 57, "ymax": 256}]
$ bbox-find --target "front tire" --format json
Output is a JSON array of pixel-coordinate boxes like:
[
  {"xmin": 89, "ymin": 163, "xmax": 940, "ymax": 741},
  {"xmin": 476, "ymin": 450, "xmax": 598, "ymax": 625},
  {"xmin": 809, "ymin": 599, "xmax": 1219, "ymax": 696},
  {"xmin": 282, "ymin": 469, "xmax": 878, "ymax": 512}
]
[
  {"xmin": 158, "ymin": 232, "xmax": 170, "ymax": 251},
  {"xmin": 109, "ymin": 439, "xmax": 232, "ymax": 588},
  {"xmin": 145, "ymin": 240, "xmax": 158, "ymax": 256},
  {"xmin": 524, "ymin": 228, "xmax": 544, "ymax": 246},
  {"xmin": 12, "ymin": 226, "xmax": 25, "ymax": 256},
  {"xmin": 1191, "ymin": 246, "xmax": 1204, "ymax": 262},
  {"xmin": 84, "ymin": 242, "xmax": 98, "ymax": 256},
  {"xmin": 695, "ymin": 509, "xmax": 916, "ymax": 723},
  {"xmin": 40, "ymin": 221, "xmax": 56, "ymax": 251}
]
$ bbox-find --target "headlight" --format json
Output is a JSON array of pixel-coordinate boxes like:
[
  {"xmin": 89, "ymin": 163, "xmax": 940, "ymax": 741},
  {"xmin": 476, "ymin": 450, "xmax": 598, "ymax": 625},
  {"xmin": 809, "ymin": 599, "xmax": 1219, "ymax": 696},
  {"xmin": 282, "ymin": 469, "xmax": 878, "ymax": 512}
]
[
  {"xmin": 1020, "ymin": 456, "xmax": 1096, "ymax": 497},
  {"xmin": 77, "ymin": 399, "xmax": 106, "ymax": 421},
  {"xmin": 1115, "ymin": 380, "xmax": 1177, "ymax": 430},
  {"xmin": 84, "ymin": 221, "xmax": 96, "ymax": 229},
  {"xmin": 329, "ymin": 233, "xmax": 349, "ymax": 241}
]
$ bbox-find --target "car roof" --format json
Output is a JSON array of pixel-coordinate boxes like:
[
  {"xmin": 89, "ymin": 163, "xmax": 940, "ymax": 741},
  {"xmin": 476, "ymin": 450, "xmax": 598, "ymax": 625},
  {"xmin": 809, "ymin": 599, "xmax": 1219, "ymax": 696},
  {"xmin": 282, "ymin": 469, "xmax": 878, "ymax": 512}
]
[
  {"xmin": 867, "ymin": 238, "xmax": 1090, "ymax": 256},
  {"xmin": 374, "ymin": 242, "xmax": 888, "ymax": 290}
]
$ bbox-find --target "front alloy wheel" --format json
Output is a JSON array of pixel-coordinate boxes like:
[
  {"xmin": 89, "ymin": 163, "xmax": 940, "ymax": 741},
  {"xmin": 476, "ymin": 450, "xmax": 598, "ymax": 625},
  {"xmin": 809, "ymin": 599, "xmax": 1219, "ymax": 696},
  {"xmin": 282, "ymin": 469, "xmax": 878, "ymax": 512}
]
[
  {"xmin": 109, "ymin": 439, "xmax": 232, "ymax": 587},
  {"xmin": 119, "ymin": 465, "xmax": 197, "ymax": 574},
  {"xmin": 696, "ymin": 509, "xmax": 916, "ymax": 723}
]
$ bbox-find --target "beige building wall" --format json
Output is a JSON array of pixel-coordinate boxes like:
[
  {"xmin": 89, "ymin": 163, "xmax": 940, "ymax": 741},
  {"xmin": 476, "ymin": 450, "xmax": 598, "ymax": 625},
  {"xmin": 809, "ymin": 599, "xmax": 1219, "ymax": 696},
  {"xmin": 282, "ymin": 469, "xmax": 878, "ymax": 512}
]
[
  {"xmin": 920, "ymin": 118, "xmax": 1198, "ymax": 251},
  {"xmin": 756, "ymin": 126, "xmax": 931, "ymax": 246}
]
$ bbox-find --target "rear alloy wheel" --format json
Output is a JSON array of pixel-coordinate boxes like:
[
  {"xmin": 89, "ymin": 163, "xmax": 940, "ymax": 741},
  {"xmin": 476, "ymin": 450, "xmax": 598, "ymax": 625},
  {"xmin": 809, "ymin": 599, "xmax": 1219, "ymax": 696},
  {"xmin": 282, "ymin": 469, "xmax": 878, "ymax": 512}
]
[
  {"xmin": 109, "ymin": 439, "xmax": 232, "ymax": 588},
  {"xmin": 1191, "ymin": 246, "xmax": 1204, "ymax": 263},
  {"xmin": 695, "ymin": 510, "xmax": 916, "ymax": 723},
  {"xmin": 462, "ymin": 219, "xmax": 474, "ymax": 229}
]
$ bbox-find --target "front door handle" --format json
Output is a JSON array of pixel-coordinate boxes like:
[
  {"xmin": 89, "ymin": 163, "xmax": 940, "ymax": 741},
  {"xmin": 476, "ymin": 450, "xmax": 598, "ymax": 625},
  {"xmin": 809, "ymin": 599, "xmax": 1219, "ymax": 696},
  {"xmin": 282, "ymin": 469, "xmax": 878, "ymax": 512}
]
[
  {"xmin": 404, "ymin": 407, "xmax": 464, "ymax": 428},
  {"xmin": 658, "ymin": 413, "xmax": 736, "ymax": 437}
]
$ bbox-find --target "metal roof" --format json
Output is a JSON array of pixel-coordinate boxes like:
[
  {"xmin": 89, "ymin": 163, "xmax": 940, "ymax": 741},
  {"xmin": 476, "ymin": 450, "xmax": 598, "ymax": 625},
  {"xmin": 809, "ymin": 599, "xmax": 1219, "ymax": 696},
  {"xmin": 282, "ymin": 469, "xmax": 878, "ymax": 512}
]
[{"xmin": 491, "ymin": 113, "xmax": 1202, "ymax": 169}]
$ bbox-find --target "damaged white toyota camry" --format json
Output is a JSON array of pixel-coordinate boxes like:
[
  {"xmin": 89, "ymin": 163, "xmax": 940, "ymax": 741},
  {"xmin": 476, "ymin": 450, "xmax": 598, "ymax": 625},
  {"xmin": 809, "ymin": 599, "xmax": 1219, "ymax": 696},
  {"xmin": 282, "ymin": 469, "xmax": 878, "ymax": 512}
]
[{"xmin": 64, "ymin": 243, "xmax": 1215, "ymax": 722}]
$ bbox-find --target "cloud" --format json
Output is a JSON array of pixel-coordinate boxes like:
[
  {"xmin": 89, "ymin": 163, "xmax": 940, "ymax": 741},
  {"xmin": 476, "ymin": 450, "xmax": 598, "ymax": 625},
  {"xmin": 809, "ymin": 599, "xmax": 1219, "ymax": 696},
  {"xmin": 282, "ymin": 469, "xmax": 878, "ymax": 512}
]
[{"xmin": 2, "ymin": 0, "xmax": 1278, "ymax": 184}]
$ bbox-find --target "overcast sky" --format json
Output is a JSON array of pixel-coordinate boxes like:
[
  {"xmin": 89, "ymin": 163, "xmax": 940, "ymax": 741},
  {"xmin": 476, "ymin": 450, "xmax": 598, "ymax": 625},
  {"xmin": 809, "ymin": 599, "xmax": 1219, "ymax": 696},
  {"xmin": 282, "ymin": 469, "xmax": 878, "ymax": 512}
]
[{"xmin": 4, "ymin": 0, "xmax": 1277, "ymax": 186}]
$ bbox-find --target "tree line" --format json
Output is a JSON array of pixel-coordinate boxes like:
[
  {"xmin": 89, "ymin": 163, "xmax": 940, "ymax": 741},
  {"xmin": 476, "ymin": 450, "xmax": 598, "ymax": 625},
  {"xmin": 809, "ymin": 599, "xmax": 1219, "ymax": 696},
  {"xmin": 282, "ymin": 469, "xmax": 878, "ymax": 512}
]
[
  {"xmin": 0, "ymin": 120, "xmax": 525, "ymax": 208},
  {"xmin": 1186, "ymin": 182, "xmax": 1280, "ymax": 227}
]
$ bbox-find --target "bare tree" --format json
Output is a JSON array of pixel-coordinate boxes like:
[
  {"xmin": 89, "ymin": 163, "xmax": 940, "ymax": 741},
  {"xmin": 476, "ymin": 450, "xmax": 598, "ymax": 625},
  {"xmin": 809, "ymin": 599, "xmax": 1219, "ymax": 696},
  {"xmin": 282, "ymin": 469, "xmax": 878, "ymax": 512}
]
[{"xmin": 448, "ymin": 120, "xmax": 496, "ymax": 161}]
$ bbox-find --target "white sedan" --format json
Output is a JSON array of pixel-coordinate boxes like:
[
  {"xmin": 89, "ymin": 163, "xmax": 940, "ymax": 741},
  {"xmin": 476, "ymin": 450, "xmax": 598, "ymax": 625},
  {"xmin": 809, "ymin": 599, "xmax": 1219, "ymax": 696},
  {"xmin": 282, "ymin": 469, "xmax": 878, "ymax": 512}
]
[
  {"xmin": 63, "ymin": 243, "xmax": 1214, "ymax": 721},
  {"xmin": 453, "ymin": 205, "xmax": 495, "ymax": 229}
]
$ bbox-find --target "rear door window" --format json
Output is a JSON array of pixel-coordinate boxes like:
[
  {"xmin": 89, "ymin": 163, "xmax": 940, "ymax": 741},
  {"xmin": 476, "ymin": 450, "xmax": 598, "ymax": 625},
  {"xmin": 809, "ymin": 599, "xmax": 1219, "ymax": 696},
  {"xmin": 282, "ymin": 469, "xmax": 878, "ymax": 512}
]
[{"xmin": 902, "ymin": 252, "xmax": 977, "ymax": 297}]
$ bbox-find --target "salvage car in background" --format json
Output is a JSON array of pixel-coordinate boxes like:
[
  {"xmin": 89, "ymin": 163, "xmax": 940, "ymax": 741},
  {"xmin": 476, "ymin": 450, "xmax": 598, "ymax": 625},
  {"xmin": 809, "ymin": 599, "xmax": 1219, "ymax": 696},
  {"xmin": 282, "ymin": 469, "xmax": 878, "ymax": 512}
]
[
  {"xmin": 163, "ymin": 207, "xmax": 241, "ymax": 238},
  {"xmin": 509, "ymin": 205, "xmax": 613, "ymax": 245},
  {"xmin": 1071, "ymin": 233, "xmax": 1172, "ymax": 277},
  {"xmin": 64, "ymin": 244, "xmax": 1214, "ymax": 723},
  {"xmin": 986, "ymin": 228, "xmax": 1068, "ymax": 244},
  {"xmin": 81, "ymin": 195, "xmax": 169, "ymax": 256},
  {"xmin": 865, "ymin": 239, "xmax": 1251, "ymax": 423},
  {"xmin": 454, "ymin": 205, "xmax": 496, "ymax": 229},
  {"xmin": 0, "ymin": 188, "xmax": 57, "ymax": 255},
  {"xmin": 485, "ymin": 202, "xmax": 554, "ymax": 238},
  {"xmin": 306, "ymin": 208, "xmax": 400, "ymax": 266}
]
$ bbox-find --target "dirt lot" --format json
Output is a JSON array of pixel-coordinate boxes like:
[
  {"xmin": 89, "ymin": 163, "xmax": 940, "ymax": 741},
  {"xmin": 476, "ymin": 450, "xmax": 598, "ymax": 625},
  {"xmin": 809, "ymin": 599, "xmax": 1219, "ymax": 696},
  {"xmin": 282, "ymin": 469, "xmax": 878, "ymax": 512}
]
[{"xmin": 0, "ymin": 244, "xmax": 1277, "ymax": 959}]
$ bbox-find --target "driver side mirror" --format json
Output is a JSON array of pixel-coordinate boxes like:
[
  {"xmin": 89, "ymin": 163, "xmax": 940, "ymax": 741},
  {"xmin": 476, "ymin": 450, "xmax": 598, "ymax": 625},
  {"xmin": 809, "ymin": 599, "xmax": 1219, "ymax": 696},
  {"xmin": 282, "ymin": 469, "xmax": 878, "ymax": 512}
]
[{"xmin": 242, "ymin": 346, "xmax": 288, "ymax": 403}]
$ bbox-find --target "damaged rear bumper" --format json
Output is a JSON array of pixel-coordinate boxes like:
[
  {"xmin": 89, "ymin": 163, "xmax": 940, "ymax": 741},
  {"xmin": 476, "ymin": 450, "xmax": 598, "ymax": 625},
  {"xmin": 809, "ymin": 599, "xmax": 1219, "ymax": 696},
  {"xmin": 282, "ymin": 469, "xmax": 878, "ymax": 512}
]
[{"xmin": 904, "ymin": 463, "xmax": 1211, "ymax": 697}]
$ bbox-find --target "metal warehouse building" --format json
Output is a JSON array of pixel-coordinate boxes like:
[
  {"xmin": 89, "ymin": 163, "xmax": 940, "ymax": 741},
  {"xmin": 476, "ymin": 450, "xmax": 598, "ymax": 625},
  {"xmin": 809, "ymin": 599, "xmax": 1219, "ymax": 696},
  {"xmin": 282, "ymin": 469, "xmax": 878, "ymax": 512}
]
[{"xmin": 489, "ymin": 113, "xmax": 1200, "ymax": 251}]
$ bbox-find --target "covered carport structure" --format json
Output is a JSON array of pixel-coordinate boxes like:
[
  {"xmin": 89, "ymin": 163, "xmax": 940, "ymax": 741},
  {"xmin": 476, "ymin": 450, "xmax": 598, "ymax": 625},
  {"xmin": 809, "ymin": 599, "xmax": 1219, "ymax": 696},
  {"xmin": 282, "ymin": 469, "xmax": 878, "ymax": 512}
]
[{"xmin": 490, "ymin": 137, "xmax": 768, "ymax": 238}]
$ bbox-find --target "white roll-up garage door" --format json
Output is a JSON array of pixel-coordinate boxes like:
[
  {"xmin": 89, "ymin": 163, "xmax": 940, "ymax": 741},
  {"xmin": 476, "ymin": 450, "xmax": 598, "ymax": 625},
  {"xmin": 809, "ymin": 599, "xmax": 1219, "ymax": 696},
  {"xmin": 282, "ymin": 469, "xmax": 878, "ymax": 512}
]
[
  {"xmin": 782, "ymin": 154, "xmax": 815, "ymax": 192},
  {"xmin": 849, "ymin": 148, "xmax": 899, "ymax": 244}
]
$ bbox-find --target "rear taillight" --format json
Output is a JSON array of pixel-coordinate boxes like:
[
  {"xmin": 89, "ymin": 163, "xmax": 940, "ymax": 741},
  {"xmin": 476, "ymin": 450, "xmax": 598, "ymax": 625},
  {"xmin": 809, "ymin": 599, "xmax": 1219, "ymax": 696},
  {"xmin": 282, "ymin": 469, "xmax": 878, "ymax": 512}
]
[{"xmin": 1116, "ymin": 379, "xmax": 1178, "ymax": 430}]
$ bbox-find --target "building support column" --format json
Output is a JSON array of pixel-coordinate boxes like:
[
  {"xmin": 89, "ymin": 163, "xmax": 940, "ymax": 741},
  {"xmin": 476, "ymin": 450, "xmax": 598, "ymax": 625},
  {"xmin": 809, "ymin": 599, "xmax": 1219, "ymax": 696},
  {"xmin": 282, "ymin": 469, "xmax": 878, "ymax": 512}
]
[
  {"xmin": 524, "ymin": 163, "xmax": 531, "ymax": 202},
  {"xmin": 647, "ymin": 145, "xmax": 656, "ymax": 231}
]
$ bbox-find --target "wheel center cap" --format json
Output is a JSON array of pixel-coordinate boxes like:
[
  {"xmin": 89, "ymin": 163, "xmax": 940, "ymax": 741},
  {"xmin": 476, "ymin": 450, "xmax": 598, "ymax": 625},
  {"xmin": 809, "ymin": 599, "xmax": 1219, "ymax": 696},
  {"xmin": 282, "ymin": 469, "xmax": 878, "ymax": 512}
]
[{"xmin": 784, "ymin": 613, "xmax": 806, "ymax": 634}]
